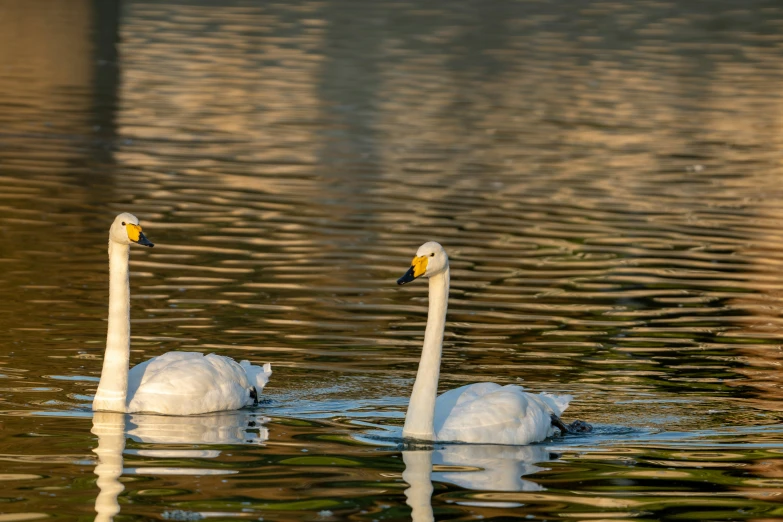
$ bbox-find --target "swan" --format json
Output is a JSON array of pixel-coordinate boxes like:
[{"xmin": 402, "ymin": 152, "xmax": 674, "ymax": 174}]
[
  {"xmin": 397, "ymin": 241, "xmax": 590, "ymax": 444},
  {"xmin": 92, "ymin": 212, "xmax": 271, "ymax": 415}
]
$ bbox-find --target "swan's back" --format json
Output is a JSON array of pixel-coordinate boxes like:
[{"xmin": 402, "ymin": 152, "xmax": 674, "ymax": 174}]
[
  {"xmin": 434, "ymin": 383, "xmax": 571, "ymax": 445},
  {"xmin": 127, "ymin": 352, "xmax": 267, "ymax": 415}
]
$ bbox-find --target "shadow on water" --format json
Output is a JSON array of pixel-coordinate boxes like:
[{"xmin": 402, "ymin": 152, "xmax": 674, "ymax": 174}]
[{"xmin": 89, "ymin": 0, "xmax": 121, "ymax": 168}]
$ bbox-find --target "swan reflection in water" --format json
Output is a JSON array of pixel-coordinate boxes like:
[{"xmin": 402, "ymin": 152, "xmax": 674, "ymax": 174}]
[
  {"xmin": 91, "ymin": 410, "xmax": 269, "ymax": 521},
  {"xmin": 403, "ymin": 443, "xmax": 554, "ymax": 521}
]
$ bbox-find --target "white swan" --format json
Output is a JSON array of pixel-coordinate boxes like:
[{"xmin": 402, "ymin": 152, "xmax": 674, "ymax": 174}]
[
  {"xmin": 92, "ymin": 213, "xmax": 271, "ymax": 415},
  {"xmin": 397, "ymin": 241, "xmax": 588, "ymax": 444}
]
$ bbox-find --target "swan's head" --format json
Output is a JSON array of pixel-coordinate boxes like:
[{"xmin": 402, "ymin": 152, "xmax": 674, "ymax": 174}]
[
  {"xmin": 109, "ymin": 212, "xmax": 154, "ymax": 247},
  {"xmin": 397, "ymin": 241, "xmax": 448, "ymax": 285}
]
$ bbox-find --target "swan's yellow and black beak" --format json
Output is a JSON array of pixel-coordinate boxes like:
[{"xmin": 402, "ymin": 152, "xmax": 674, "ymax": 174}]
[
  {"xmin": 397, "ymin": 255, "xmax": 427, "ymax": 285},
  {"xmin": 126, "ymin": 223, "xmax": 154, "ymax": 247}
]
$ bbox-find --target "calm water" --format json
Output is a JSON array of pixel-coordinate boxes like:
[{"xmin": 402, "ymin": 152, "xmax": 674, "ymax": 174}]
[{"xmin": 2, "ymin": 0, "xmax": 783, "ymax": 520}]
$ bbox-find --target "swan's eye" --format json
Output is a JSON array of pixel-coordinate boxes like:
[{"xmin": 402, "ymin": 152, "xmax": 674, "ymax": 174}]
[
  {"xmin": 430, "ymin": 253, "xmax": 435, "ymax": 257},
  {"xmin": 121, "ymin": 222, "xmax": 126, "ymax": 226}
]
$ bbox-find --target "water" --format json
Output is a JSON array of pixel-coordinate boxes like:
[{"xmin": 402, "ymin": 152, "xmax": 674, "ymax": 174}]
[{"xmin": 1, "ymin": 0, "xmax": 783, "ymax": 520}]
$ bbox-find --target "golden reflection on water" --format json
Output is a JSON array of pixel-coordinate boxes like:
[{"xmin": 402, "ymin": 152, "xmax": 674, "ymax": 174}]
[
  {"xmin": 2, "ymin": 0, "xmax": 783, "ymax": 520},
  {"xmin": 0, "ymin": 0, "xmax": 94, "ymax": 136}
]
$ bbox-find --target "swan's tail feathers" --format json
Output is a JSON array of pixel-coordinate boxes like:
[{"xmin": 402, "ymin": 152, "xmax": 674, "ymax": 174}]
[
  {"xmin": 540, "ymin": 392, "xmax": 572, "ymax": 417},
  {"xmin": 240, "ymin": 360, "xmax": 272, "ymax": 392}
]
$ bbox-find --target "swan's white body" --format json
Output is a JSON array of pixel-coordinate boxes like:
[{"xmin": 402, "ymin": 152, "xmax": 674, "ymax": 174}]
[
  {"xmin": 126, "ymin": 352, "xmax": 271, "ymax": 415},
  {"xmin": 92, "ymin": 213, "xmax": 271, "ymax": 415},
  {"xmin": 432, "ymin": 382, "xmax": 570, "ymax": 445},
  {"xmin": 398, "ymin": 242, "xmax": 570, "ymax": 445}
]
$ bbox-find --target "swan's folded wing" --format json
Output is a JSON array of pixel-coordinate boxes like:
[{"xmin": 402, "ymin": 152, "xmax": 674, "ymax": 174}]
[
  {"xmin": 433, "ymin": 382, "xmax": 503, "ymax": 432},
  {"xmin": 128, "ymin": 352, "xmax": 250, "ymax": 414},
  {"xmin": 438, "ymin": 382, "xmax": 503, "ymax": 406},
  {"xmin": 435, "ymin": 385, "xmax": 570, "ymax": 445}
]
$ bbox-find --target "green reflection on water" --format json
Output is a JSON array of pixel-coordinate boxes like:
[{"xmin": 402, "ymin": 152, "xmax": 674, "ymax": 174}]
[{"xmin": 278, "ymin": 456, "xmax": 363, "ymax": 467}]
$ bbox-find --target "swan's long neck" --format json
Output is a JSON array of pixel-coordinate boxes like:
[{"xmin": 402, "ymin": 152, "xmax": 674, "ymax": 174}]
[
  {"xmin": 93, "ymin": 240, "xmax": 130, "ymax": 412},
  {"xmin": 403, "ymin": 268, "xmax": 449, "ymax": 440}
]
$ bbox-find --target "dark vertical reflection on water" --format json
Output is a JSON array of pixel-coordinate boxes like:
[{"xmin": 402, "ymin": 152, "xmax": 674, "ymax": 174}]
[
  {"xmin": 1, "ymin": 0, "xmax": 783, "ymax": 520},
  {"xmin": 90, "ymin": 0, "xmax": 121, "ymax": 169}
]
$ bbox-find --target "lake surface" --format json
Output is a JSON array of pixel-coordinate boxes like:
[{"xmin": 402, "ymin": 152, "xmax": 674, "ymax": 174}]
[{"xmin": 2, "ymin": 0, "xmax": 783, "ymax": 520}]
